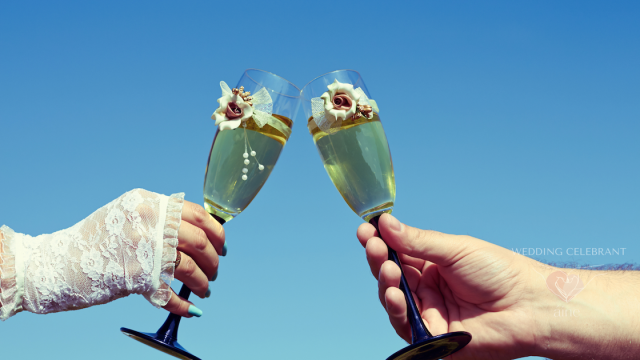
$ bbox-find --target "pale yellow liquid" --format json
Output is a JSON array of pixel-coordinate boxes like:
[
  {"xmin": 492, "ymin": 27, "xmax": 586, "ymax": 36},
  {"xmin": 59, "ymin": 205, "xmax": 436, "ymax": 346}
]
[
  {"xmin": 309, "ymin": 113, "xmax": 395, "ymax": 221},
  {"xmin": 204, "ymin": 115, "xmax": 292, "ymax": 222}
]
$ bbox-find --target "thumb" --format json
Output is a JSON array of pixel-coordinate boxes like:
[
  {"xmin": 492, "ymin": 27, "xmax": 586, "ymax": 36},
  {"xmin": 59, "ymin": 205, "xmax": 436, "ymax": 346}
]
[{"xmin": 375, "ymin": 213, "xmax": 468, "ymax": 267}]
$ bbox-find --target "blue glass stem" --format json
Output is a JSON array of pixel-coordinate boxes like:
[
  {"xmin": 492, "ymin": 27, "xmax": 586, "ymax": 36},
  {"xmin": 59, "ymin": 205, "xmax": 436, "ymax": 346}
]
[
  {"xmin": 154, "ymin": 284, "xmax": 192, "ymax": 343},
  {"xmin": 369, "ymin": 215, "xmax": 432, "ymax": 344}
]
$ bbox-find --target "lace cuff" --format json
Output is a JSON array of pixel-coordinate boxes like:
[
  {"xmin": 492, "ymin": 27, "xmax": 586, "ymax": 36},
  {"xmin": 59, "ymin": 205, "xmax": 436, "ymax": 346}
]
[
  {"xmin": 145, "ymin": 192, "xmax": 184, "ymax": 308},
  {"xmin": 0, "ymin": 226, "xmax": 25, "ymax": 321}
]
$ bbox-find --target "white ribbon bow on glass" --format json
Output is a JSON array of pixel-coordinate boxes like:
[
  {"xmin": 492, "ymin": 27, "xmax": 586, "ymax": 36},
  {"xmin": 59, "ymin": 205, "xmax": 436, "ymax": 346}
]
[{"xmin": 212, "ymin": 81, "xmax": 274, "ymax": 131}]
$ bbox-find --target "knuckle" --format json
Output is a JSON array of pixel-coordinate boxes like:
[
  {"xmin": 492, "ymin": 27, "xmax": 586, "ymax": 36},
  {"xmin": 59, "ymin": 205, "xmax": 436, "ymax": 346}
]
[
  {"xmin": 190, "ymin": 202, "xmax": 208, "ymax": 224},
  {"xmin": 178, "ymin": 299, "xmax": 191, "ymax": 315},
  {"xmin": 192, "ymin": 228, "xmax": 209, "ymax": 252},
  {"xmin": 181, "ymin": 256, "xmax": 198, "ymax": 278}
]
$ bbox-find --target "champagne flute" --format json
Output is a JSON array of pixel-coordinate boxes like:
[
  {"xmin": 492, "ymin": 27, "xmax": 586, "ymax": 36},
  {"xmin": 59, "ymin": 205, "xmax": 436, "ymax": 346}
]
[
  {"xmin": 301, "ymin": 70, "xmax": 471, "ymax": 360},
  {"xmin": 121, "ymin": 69, "xmax": 301, "ymax": 360}
]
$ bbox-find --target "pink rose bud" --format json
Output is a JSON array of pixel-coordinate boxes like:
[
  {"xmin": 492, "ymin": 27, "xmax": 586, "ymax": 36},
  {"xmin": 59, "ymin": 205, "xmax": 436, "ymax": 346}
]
[
  {"xmin": 226, "ymin": 102, "xmax": 243, "ymax": 119},
  {"xmin": 332, "ymin": 93, "xmax": 353, "ymax": 110}
]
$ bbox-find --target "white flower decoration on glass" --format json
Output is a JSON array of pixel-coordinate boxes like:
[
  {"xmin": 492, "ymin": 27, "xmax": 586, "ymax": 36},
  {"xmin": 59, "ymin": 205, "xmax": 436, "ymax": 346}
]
[
  {"xmin": 320, "ymin": 79, "xmax": 360, "ymax": 122},
  {"xmin": 311, "ymin": 79, "xmax": 376, "ymax": 133},
  {"xmin": 211, "ymin": 81, "xmax": 274, "ymax": 131},
  {"xmin": 210, "ymin": 80, "xmax": 272, "ymax": 181}
]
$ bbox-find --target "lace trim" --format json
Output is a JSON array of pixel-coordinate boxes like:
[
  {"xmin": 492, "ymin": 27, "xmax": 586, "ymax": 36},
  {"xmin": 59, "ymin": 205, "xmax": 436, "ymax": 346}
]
[
  {"xmin": 0, "ymin": 226, "xmax": 23, "ymax": 321},
  {"xmin": 147, "ymin": 193, "xmax": 184, "ymax": 307}
]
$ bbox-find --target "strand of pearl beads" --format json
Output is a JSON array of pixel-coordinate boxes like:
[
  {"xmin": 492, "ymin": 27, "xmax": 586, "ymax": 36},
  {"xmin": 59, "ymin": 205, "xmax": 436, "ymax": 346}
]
[
  {"xmin": 242, "ymin": 150, "xmax": 265, "ymax": 181},
  {"xmin": 242, "ymin": 152, "xmax": 250, "ymax": 181}
]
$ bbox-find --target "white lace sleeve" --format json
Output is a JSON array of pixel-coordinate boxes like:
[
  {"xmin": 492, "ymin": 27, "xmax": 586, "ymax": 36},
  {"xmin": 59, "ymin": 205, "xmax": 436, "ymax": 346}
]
[{"xmin": 0, "ymin": 189, "xmax": 184, "ymax": 321}]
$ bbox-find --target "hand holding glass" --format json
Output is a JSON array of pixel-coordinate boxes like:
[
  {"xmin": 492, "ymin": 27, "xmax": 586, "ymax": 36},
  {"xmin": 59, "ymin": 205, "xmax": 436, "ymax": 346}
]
[{"xmin": 121, "ymin": 69, "xmax": 300, "ymax": 360}]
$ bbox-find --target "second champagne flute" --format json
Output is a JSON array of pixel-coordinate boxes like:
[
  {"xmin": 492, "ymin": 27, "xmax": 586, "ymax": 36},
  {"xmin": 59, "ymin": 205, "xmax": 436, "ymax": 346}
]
[
  {"xmin": 121, "ymin": 69, "xmax": 300, "ymax": 360},
  {"xmin": 301, "ymin": 70, "xmax": 471, "ymax": 360}
]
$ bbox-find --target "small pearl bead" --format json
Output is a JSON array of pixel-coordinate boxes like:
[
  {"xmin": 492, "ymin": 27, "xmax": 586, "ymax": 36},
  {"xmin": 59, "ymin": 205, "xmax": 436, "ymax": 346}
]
[
  {"xmin": 243, "ymin": 152, "xmax": 249, "ymax": 159},
  {"xmin": 242, "ymin": 175, "xmax": 248, "ymax": 181},
  {"xmin": 242, "ymin": 168, "xmax": 248, "ymax": 174},
  {"xmin": 250, "ymin": 150, "xmax": 256, "ymax": 156},
  {"xmin": 244, "ymin": 159, "xmax": 250, "ymax": 165},
  {"xmin": 258, "ymin": 164, "xmax": 264, "ymax": 171}
]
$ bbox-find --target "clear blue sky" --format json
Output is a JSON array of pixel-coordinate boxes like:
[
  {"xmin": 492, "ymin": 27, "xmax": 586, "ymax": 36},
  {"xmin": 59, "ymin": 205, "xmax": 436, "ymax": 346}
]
[{"xmin": 1, "ymin": 1, "xmax": 638, "ymax": 359}]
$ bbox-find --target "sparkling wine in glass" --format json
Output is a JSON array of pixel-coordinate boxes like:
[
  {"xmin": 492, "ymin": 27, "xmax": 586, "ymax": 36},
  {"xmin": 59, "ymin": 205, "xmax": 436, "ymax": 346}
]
[
  {"xmin": 301, "ymin": 70, "xmax": 471, "ymax": 360},
  {"xmin": 121, "ymin": 69, "xmax": 300, "ymax": 360},
  {"xmin": 203, "ymin": 112, "xmax": 292, "ymax": 222}
]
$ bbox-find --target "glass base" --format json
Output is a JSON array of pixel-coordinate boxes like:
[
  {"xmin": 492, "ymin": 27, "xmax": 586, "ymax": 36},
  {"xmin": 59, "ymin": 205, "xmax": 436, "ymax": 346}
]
[
  {"xmin": 120, "ymin": 327, "xmax": 201, "ymax": 360},
  {"xmin": 387, "ymin": 331, "xmax": 471, "ymax": 360}
]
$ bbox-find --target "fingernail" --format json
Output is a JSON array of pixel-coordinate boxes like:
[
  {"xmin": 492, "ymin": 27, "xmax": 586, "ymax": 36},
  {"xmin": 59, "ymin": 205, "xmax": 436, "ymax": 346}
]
[
  {"xmin": 388, "ymin": 214, "xmax": 402, "ymax": 232},
  {"xmin": 210, "ymin": 271, "xmax": 218, "ymax": 282},
  {"xmin": 205, "ymin": 288, "xmax": 211, "ymax": 298},
  {"xmin": 221, "ymin": 242, "xmax": 227, "ymax": 256},
  {"xmin": 188, "ymin": 305, "xmax": 203, "ymax": 317}
]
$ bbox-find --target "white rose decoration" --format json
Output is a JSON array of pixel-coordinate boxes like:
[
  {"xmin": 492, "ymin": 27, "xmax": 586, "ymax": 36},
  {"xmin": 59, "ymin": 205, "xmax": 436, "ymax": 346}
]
[
  {"xmin": 211, "ymin": 92, "xmax": 254, "ymax": 131},
  {"xmin": 320, "ymin": 79, "xmax": 361, "ymax": 123}
]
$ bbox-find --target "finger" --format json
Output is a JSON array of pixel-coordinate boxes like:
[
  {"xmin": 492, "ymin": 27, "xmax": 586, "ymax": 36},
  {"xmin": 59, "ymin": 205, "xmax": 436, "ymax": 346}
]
[
  {"xmin": 378, "ymin": 260, "xmax": 401, "ymax": 308},
  {"xmin": 174, "ymin": 252, "xmax": 210, "ymax": 298},
  {"xmin": 379, "ymin": 258, "xmax": 423, "ymax": 305},
  {"xmin": 181, "ymin": 201, "xmax": 226, "ymax": 256},
  {"xmin": 178, "ymin": 221, "xmax": 219, "ymax": 280},
  {"xmin": 162, "ymin": 289, "xmax": 203, "ymax": 318},
  {"xmin": 378, "ymin": 213, "xmax": 469, "ymax": 266},
  {"xmin": 357, "ymin": 222, "xmax": 378, "ymax": 248},
  {"xmin": 385, "ymin": 287, "xmax": 412, "ymax": 343},
  {"xmin": 365, "ymin": 236, "xmax": 388, "ymax": 280}
]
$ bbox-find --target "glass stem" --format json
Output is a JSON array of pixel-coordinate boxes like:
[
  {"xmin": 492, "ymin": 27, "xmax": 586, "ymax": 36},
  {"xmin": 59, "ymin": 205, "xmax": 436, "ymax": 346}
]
[
  {"xmin": 155, "ymin": 285, "xmax": 191, "ymax": 342},
  {"xmin": 369, "ymin": 215, "xmax": 433, "ymax": 344}
]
